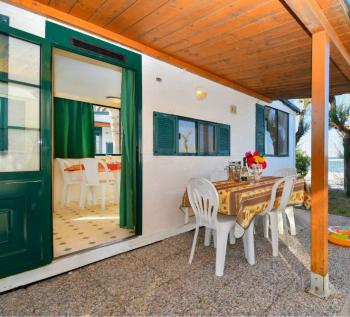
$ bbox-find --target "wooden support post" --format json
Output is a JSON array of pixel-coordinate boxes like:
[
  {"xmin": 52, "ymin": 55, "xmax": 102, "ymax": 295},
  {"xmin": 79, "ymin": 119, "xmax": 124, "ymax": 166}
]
[{"xmin": 310, "ymin": 30, "xmax": 330, "ymax": 298}]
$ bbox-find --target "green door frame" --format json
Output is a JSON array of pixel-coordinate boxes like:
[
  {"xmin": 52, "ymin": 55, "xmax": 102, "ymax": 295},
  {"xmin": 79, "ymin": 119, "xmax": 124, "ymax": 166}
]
[
  {"xmin": 45, "ymin": 22, "xmax": 143, "ymax": 235},
  {"xmin": 0, "ymin": 18, "xmax": 53, "ymax": 277}
]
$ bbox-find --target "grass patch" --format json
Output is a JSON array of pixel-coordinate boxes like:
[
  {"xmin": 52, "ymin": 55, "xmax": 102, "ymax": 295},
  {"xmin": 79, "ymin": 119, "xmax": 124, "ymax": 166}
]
[{"xmin": 328, "ymin": 189, "xmax": 350, "ymax": 217}]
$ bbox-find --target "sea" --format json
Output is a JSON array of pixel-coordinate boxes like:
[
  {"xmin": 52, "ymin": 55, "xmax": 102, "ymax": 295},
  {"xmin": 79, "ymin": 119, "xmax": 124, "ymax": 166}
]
[{"xmin": 329, "ymin": 158, "xmax": 344, "ymax": 173}]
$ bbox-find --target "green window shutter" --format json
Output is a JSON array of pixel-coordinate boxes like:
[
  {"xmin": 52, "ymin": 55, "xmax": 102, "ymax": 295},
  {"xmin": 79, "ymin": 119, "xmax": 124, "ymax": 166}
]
[
  {"xmin": 0, "ymin": 97, "xmax": 8, "ymax": 152},
  {"xmin": 153, "ymin": 112, "xmax": 177, "ymax": 155},
  {"xmin": 0, "ymin": 14, "xmax": 9, "ymax": 25},
  {"xmin": 216, "ymin": 124, "xmax": 230, "ymax": 156},
  {"xmin": 256, "ymin": 104, "xmax": 265, "ymax": 155}
]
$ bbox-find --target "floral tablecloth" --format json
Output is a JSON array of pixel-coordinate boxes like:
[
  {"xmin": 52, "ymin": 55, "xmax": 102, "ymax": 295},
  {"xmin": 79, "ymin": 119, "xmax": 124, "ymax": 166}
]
[{"xmin": 181, "ymin": 176, "xmax": 311, "ymax": 229}]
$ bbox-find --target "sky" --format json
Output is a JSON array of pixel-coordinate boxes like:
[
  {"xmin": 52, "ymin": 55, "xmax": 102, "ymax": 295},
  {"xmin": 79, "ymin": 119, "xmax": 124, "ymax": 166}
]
[{"xmin": 292, "ymin": 94, "xmax": 350, "ymax": 158}]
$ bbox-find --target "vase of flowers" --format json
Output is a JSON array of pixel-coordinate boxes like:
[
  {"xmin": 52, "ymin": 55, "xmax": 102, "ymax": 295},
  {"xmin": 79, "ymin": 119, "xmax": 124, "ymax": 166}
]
[{"xmin": 245, "ymin": 151, "xmax": 267, "ymax": 182}]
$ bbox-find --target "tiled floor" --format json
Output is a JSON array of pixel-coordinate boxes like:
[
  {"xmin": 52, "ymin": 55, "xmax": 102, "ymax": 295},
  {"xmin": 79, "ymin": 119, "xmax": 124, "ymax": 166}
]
[
  {"xmin": 1, "ymin": 209, "xmax": 349, "ymax": 316},
  {"xmin": 53, "ymin": 200, "xmax": 134, "ymax": 257}
]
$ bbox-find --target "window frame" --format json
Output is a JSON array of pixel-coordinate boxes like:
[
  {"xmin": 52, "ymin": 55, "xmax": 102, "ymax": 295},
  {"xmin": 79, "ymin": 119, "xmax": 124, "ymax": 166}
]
[
  {"xmin": 93, "ymin": 104, "xmax": 121, "ymax": 156},
  {"xmin": 0, "ymin": 28, "xmax": 44, "ymax": 175},
  {"xmin": 198, "ymin": 121, "xmax": 217, "ymax": 156},
  {"xmin": 177, "ymin": 118, "xmax": 197, "ymax": 155},
  {"xmin": 263, "ymin": 106, "xmax": 290, "ymax": 157},
  {"xmin": 154, "ymin": 111, "xmax": 230, "ymax": 157}
]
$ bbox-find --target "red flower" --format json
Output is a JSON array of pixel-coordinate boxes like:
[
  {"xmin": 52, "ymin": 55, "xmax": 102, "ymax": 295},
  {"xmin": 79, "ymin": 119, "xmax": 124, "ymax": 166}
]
[
  {"xmin": 253, "ymin": 151, "xmax": 259, "ymax": 157},
  {"xmin": 262, "ymin": 161, "xmax": 267, "ymax": 169},
  {"xmin": 245, "ymin": 151, "xmax": 252, "ymax": 157},
  {"xmin": 247, "ymin": 156, "xmax": 254, "ymax": 167}
]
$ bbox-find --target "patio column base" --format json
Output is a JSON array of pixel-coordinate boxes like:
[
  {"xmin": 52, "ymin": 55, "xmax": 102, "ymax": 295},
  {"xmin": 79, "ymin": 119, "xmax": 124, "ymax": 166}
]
[{"xmin": 310, "ymin": 272, "xmax": 330, "ymax": 298}]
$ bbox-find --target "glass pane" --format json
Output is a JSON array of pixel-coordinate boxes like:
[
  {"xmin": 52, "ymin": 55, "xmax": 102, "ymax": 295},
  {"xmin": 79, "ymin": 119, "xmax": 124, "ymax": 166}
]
[
  {"xmin": 278, "ymin": 111, "xmax": 288, "ymax": 155},
  {"xmin": 0, "ymin": 34, "xmax": 40, "ymax": 85},
  {"xmin": 0, "ymin": 34, "xmax": 8, "ymax": 77},
  {"xmin": 93, "ymin": 106, "xmax": 120, "ymax": 155},
  {"xmin": 265, "ymin": 108, "xmax": 277, "ymax": 155},
  {"xmin": 178, "ymin": 120, "xmax": 196, "ymax": 154},
  {"xmin": 0, "ymin": 82, "xmax": 40, "ymax": 172},
  {"xmin": 199, "ymin": 123, "xmax": 215, "ymax": 154}
]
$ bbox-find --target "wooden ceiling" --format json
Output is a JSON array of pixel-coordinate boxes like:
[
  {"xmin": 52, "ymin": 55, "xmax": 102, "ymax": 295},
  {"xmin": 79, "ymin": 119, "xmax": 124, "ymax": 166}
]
[{"xmin": 27, "ymin": 0, "xmax": 350, "ymax": 99}]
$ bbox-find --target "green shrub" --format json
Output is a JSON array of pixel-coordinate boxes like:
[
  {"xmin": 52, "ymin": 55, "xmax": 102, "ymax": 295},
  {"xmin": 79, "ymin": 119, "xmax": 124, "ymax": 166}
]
[{"xmin": 296, "ymin": 149, "xmax": 311, "ymax": 177}]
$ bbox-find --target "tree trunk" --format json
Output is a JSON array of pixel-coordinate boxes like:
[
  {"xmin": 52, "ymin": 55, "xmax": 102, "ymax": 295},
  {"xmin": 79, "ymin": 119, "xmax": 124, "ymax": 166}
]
[{"xmin": 343, "ymin": 136, "xmax": 350, "ymax": 196}]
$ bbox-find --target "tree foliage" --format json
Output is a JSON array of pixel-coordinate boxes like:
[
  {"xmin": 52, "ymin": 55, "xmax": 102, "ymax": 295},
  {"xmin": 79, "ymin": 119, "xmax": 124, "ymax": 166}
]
[
  {"xmin": 295, "ymin": 98, "xmax": 311, "ymax": 146},
  {"xmin": 329, "ymin": 95, "xmax": 350, "ymax": 138},
  {"xmin": 296, "ymin": 149, "xmax": 311, "ymax": 177}
]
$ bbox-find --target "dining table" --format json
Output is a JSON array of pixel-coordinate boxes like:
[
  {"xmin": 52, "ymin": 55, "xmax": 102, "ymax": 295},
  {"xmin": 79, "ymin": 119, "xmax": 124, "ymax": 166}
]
[{"xmin": 181, "ymin": 176, "xmax": 311, "ymax": 229}]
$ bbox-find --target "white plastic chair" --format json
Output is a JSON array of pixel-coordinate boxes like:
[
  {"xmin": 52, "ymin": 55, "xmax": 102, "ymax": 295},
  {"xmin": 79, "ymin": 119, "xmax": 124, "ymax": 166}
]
[
  {"xmin": 261, "ymin": 176, "xmax": 296, "ymax": 256},
  {"xmin": 208, "ymin": 168, "xmax": 236, "ymax": 244},
  {"xmin": 80, "ymin": 158, "xmax": 108, "ymax": 209},
  {"xmin": 56, "ymin": 158, "xmax": 82, "ymax": 207},
  {"xmin": 273, "ymin": 168, "xmax": 297, "ymax": 236},
  {"xmin": 187, "ymin": 178, "xmax": 237, "ymax": 276}
]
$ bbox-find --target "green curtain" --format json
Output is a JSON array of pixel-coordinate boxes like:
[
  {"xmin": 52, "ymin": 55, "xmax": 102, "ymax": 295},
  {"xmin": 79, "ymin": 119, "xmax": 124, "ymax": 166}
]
[
  {"xmin": 54, "ymin": 97, "xmax": 95, "ymax": 158},
  {"xmin": 120, "ymin": 69, "xmax": 136, "ymax": 229}
]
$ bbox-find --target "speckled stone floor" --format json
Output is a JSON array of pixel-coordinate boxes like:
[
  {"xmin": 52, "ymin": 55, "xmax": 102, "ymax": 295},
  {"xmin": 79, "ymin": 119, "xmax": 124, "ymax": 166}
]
[
  {"xmin": 53, "ymin": 200, "xmax": 134, "ymax": 257},
  {"xmin": 0, "ymin": 209, "xmax": 349, "ymax": 316}
]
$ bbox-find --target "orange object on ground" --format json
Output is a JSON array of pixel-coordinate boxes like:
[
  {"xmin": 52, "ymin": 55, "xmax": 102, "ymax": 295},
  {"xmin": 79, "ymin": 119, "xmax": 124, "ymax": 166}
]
[{"xmin": 328, "ymin": 226, "xmax": 350, "ymax": 247}]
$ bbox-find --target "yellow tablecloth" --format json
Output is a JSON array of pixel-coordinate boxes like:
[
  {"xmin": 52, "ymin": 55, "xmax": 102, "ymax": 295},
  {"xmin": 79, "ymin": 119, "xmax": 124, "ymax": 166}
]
[{"xmin": 181, "ymin": 176, "xmax": 311, "ymax": 229}]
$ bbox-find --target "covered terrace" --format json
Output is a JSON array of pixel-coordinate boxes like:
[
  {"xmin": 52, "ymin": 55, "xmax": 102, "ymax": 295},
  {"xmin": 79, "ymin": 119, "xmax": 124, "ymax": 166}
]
[{"xmin": 3, "ymin": 0, "xmax": 350, "ymax": 303}]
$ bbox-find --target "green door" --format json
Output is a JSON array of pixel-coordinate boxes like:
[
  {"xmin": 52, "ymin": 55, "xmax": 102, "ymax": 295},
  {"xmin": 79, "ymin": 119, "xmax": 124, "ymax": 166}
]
[{"xmin": 0, "ymin": 23, "xmax": 52, "ymax": 278}]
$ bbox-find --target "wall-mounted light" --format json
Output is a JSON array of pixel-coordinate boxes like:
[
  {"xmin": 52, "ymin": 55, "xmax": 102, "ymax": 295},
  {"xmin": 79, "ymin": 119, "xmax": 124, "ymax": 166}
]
[
  {"xmin": 195, "ymin": 87, "xmax": 207, "ymax": 101},
  {"xmin": 230, "ymin": 104, "xmax": 237, "ymax": 114},
  {"xmin": 106, "ymin": 96, "xmax": 121, "ymax": 106}
]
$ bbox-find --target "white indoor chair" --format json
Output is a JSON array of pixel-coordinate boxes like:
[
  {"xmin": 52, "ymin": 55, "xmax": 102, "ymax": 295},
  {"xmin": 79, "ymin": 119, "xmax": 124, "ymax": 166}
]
[
  {"xmin": 273, "ymin": 168, "xmax": 297, "ymax": 236},
  {"xmin": 187, "ymin": 177, "xmax": 250, "ymax": 276},
  {"xmin": 261, "ymin": 175, "xmax": 296, "ymax": 257},
  {"xmin": 99, "ymin": 160, "xmax": 119, "ymax": 204},
  {"xmin": 80, "ymin": 158, "xmax": 108, "ymax": 209},
  {"xmin": 56, "ymin": 158, "xmax": 82, "ymax": 207}
]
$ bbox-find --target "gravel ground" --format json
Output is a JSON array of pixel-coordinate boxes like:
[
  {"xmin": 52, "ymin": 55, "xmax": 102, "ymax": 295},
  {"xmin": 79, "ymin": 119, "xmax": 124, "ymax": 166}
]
[{"xmin": 0, "ymin": 209, "xmax": 349, "ymax": 316}]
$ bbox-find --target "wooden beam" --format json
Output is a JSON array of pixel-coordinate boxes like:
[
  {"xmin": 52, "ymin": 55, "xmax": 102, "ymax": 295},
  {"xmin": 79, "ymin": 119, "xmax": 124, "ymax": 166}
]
[
  {"xmin": 4, "ymin": 0, "xmax": 272, "ymax": 102},
  {"xmin": 310, "ymin": 30, "xmax": 330, "ymax": 298},
  {"xmin": 283, "ymin": 0, "xmax": 350, "ymax": 82}
]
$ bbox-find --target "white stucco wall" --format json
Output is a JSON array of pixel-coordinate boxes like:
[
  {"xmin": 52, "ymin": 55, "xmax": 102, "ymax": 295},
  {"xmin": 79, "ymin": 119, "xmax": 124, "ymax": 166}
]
[
  {"xmin": 0, "ymin": 1, "xmax": 296, "ymax": 236},
  {"xmin": 141, "ymin": 57, "xmax": 296, "ymax": 234}
]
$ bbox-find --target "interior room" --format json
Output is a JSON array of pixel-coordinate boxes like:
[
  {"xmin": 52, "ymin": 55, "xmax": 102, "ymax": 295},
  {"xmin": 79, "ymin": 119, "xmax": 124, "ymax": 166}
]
[{"xmin": 52, "ymin": 49, "xmax": 134, "ymax": 258}]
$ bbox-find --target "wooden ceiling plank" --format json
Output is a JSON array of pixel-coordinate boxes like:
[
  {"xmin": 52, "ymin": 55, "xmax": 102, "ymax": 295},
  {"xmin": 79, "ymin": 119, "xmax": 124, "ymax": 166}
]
[
  {"xmin": 88, "ymin": 0, "xmax": 137, "ymax": 26},
  {"xmin": 39, "ymin": 0, "xmax": 76, "ymax": 12},
  {"xmin": 180, "ymin": 23, "xmax": 308, "ymax": 66},
  {"xmin": 105, "ymin": 0, "xmax": 170, "ymax": 32},
  {"xmin": 283, "ymin": 0, "xmax": 350, "ymax": 81},
  {"xmin": 203, "ymin": 38, "xmax": 312, "ymax": 69},
  {"xmin": 162, "ymin": 1, "xmax": 286, "ymax": 53},
  {"xmin": 120, "ymin": 0, "xmax": 216, "ymax": 39},
  {"xmin": 5, "ymin": 0, "xmax": 273, "ymax": 102},
  {"xmin": 68, "ymin": 0, "xmax": 112, "ymax": 21},
  {"xmin": 148, "ymin": 0, "xmax": 268, "ymax": 48},
  {"xmin": 211, "ymin": 46, "xmax": 312, "ymax": 75},
  {"xmin": 137, "ymin": 0, "xmax": 238, "ymax": 45},
  {"xmin": 222, "ymin": 60, "xmax": 312, "ymax": 80}
]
